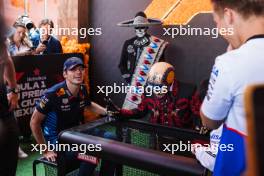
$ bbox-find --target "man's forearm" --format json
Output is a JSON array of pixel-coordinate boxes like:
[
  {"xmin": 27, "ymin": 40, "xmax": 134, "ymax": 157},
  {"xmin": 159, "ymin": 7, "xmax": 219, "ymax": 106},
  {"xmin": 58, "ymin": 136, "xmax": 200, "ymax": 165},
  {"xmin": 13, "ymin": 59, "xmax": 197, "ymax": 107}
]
[
  {"xmin": 31, "ymin": 123, "xmax": 47, "ymax": 145},
  {"xmin": 200, "ymin": 110, "xmax": 224, "ymax": 129},
  {"xmin": 4, "ymin": 56, "xmax": 17, "ymax": 89},
  {"xmin": 88, "ymin": 102, "xmax": 107, "ymax": 115},
  {"xmin": 30, "ymin": 110, "xmax": 47, "ymax": 146}
]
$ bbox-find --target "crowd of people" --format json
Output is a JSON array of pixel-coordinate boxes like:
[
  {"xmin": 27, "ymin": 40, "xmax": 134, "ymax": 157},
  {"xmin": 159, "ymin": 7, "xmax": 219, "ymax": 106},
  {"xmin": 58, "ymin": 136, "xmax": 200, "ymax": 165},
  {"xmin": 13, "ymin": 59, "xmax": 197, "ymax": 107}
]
[{"xmin": 6, "ymin": 15, "xmax": 62, "ymax": 57}]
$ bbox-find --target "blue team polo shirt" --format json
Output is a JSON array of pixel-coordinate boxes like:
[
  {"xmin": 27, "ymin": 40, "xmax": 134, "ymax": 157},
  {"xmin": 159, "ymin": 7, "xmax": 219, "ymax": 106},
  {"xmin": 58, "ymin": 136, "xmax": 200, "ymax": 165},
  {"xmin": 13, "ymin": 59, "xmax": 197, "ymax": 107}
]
[{"xmin": 36, "ymin": 81, "xmax": 91, "ymax": 144}]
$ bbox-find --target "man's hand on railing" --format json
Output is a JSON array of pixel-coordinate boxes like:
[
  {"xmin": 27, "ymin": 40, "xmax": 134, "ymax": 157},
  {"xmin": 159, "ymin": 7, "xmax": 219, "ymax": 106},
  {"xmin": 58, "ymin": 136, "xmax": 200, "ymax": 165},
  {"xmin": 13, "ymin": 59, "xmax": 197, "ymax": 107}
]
[
  {"xmin": 104, "ymin": 97, "xmax": 120, "ymax": 112},
  {"xmin": 43, "ymin": 151, "xmax": 57, "ymax": 162},
  {"xmin": 104, "ymin": 97, "xmax": 128, "ymax": 121}
]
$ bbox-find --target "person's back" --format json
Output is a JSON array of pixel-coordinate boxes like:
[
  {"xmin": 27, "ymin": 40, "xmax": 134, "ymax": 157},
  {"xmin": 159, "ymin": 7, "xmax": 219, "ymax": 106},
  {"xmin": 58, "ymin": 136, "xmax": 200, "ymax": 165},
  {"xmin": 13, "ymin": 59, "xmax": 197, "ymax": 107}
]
[
  {"xmin": 214, "ymin": 38, "xmax": 264, "ymax": 135},
  {"xmin": 200, "ymin": 0, "xmax": 264, "ymax": 175}
]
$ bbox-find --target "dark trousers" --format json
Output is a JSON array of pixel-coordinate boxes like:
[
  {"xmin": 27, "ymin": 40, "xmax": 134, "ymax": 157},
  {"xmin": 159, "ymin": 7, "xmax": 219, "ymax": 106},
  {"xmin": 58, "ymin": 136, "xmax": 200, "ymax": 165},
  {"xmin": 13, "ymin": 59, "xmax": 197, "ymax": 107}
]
[{"xmin": 0, "ymin": 116, "xmax": 19, "ymax": 176}]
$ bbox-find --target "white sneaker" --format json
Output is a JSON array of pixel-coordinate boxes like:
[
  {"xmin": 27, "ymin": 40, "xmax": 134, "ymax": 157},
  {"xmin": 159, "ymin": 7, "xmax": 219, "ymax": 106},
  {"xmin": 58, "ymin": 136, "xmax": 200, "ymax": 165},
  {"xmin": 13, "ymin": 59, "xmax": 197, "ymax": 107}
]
[{"xmin": 18, "ymin": 147, "xmax": 28, "ymax": 159}]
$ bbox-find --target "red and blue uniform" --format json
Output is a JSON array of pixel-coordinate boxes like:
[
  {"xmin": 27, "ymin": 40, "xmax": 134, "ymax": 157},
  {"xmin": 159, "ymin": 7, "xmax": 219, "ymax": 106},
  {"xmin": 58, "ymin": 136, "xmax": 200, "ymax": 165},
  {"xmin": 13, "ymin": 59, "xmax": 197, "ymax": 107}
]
[
  {"xmin": 36, "ymin": 81, "xmax": 90, "ymax": 144},
  {"xmin": 202, "ymin": 36, "xmax": 264, "ymax": 175}
]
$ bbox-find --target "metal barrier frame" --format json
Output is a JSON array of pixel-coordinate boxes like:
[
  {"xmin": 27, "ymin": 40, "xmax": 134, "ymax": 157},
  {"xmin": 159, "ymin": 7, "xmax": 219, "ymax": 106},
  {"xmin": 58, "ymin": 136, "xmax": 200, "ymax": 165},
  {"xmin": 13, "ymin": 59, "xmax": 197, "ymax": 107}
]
[
  {"xmin": 33, "ymin": 157, "xmax": 57, "ymax": 176},
  {"xmin": 58, "ymin": 117, "xmax": 209, "ymax": 176}
]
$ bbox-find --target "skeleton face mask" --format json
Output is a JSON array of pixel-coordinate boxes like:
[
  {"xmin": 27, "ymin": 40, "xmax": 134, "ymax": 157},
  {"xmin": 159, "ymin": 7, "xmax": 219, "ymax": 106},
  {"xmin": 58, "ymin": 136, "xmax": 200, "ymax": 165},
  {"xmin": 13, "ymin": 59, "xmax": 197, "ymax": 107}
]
[{"xmin": 135, "ymin": 27, "xmax": 147, "ymax": 38}]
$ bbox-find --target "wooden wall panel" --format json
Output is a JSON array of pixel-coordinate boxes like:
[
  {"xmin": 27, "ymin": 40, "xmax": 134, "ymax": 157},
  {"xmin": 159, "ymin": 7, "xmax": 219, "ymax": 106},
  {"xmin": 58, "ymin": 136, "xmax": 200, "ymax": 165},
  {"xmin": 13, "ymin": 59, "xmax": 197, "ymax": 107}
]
[
  {"xmin": 78, "ymin": 0, "xmax": 89, "ymax": 43},
  {"xmin": 57, "ymin": 0, "xmax": 78, "ymax": 40}
]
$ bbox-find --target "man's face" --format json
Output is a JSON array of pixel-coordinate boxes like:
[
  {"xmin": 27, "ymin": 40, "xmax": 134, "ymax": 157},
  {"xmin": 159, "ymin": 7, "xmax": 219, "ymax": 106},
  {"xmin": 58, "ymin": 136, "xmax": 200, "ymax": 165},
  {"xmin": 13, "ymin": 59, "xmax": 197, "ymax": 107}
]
[
  {"xmin": 135, "ymin": 27, "xmax": 147, "ymax": 38},
  {"xmin": 13, "ymin": 26, "xmax": 26, "ymax": 42},
  {"xmin": 39, "ymin": 24, "xmax": 52, "ymax": 41},
  {"xmin": 63, "ymin": 65, "xmax": 85, "ymax": 85}
]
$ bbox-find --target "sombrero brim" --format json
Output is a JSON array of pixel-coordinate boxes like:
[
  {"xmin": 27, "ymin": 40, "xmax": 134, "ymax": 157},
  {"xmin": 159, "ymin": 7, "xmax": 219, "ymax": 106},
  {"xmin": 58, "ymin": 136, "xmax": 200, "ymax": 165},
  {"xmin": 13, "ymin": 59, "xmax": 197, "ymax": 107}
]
[{"xmin": 117, "ymin": 18, "xmax": 163, "ymax": 27}]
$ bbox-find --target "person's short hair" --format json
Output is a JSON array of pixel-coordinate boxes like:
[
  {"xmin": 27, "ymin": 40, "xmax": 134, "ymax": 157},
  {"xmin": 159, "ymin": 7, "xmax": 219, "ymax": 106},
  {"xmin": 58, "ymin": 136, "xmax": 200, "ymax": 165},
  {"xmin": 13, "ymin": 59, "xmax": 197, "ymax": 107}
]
[
  {"xmin": 38, "ymin": 18, "xmax": 54, "ymax": 28},
  {"xmin": 211, "ymin": 0, "xmax": 264, "ymax": 18}
]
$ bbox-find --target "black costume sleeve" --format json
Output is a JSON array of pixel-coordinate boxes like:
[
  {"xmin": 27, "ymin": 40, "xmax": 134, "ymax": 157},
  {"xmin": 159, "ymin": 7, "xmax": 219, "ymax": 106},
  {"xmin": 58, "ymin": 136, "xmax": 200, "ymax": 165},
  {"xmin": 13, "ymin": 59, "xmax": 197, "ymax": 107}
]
[{"xmin": 118, "ymin": 40, "xmax": 131, "ymax": 83}]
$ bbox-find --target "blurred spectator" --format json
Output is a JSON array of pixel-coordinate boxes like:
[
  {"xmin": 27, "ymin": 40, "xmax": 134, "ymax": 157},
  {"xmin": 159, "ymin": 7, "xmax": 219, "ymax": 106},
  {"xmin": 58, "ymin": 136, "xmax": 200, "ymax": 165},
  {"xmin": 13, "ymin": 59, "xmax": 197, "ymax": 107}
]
[
  {"xmin": 35, "ymin": 19, "xmax": 62, "ymax": 54},
  {"xmin": 6, "ymin": 20, "xmax": 33, "ymax": 56},
  {"xmin": 17, "ymin": 15, "xmax": 40, "ymax": 49},
  {"xmin": 5, "ymin": 20, "xmax": 29, "ymax": 158},
  {"xmin": 0, "ymin": 14, "xmax": 19, "ymax": 176}
]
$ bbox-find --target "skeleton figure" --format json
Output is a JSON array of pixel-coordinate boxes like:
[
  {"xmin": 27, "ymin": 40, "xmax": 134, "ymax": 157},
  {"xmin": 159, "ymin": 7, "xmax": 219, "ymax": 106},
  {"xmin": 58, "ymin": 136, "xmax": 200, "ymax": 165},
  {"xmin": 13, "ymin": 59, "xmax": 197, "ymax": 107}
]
[
  {"xmin": 118, "ymin": 12, "xmax": 168, "ymax": 110},
  {"xmin": 118, "ymin": 11, "xmax": 167, "ymax": 84}
]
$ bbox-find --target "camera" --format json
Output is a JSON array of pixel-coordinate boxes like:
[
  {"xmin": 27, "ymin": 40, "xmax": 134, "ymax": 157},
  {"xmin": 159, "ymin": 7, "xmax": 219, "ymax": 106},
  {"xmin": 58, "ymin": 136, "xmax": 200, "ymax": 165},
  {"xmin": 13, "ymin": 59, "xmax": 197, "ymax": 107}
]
[{"xmin": 18, "ymin": 15, "xmax": 34, "ymax": 30}]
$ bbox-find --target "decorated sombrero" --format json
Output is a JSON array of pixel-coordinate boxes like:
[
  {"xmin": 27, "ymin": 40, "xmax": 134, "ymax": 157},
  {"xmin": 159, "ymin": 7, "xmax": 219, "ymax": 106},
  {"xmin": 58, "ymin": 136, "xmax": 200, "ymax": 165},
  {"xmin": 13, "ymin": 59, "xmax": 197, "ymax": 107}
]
[{"xmin": 117, "ymin": 11, "xmax": 162, "ymax": 27}]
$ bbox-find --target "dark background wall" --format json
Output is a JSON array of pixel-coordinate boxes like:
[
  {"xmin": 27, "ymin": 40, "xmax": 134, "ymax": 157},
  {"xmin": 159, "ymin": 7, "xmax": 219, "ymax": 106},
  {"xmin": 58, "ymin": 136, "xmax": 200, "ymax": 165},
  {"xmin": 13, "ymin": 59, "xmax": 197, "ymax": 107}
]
[{"xmin": 89, "ymin": 0, "xmax": 228, "ymax": 107}]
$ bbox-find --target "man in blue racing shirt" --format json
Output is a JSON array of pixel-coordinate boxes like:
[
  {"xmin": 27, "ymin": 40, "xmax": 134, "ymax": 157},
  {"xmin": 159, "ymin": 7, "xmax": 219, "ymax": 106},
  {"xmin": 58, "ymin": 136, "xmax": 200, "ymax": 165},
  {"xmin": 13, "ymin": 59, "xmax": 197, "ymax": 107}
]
[{"xmin": 30, "ymin": 57, "xmax": 116, "ymax": 176}]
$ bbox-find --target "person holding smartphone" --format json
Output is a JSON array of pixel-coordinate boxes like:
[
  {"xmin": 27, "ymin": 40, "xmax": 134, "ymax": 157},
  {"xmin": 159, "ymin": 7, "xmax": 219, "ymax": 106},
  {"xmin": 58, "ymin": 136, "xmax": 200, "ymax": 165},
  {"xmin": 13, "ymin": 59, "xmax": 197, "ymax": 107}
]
[{"xmin": 35, "ymin": 19, "xmax": 62, "ymax": 54}]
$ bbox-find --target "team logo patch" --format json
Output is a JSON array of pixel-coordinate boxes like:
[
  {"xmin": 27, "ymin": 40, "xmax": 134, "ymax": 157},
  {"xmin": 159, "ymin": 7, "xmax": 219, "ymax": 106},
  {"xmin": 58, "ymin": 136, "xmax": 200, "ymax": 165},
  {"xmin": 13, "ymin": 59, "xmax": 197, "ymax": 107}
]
[
  {"xmin": 56, "ymin": 88, "xmax": 66, "ymax": 96},
  {"xmin": 80, "ymin": 100, "xmax": 86, "ymax": 108},
  {"xmin": 39, "ymin": 101, "xmax": 46, "ymax": 109},
  {"xmin": 39, "ymin": 96, "xmax": 48, "ymax": 109},
  {"xmin": 77, "ymin": 153, "xmax": 99, "ymax": 165},
  {"xmin": 212, "ymin": 66, "xmax": 219, "ymax": 77},
  {"xmin": 62, "ymin": 98, "xmax": 69, "ymax": 104}
]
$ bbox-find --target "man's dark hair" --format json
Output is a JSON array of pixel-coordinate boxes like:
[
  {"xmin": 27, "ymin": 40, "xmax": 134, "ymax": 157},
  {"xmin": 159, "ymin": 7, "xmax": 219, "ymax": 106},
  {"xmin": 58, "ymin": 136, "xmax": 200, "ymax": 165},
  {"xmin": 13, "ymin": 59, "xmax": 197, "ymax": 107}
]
[
  {"xmin": 211, "ymin": 0, "xmax": 264, "ymax": 18},
  {"xmin": 38, "ymin": 18, "xmax": 54, "ymax": 28}
]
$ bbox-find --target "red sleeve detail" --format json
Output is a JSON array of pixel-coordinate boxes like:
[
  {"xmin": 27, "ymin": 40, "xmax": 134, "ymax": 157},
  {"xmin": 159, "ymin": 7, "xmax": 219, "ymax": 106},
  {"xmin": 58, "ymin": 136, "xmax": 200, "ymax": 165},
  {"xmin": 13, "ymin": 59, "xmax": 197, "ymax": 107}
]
[
  {"xmin": 120, "ymin": 109, "xmax": 134, "ymax": 116},
  {"xmin": 190, "ymin": 91, "xmax": 202, "ymax": 116},
  {"xmin": 176, "ymin": 98, "xmax": 189, "ymax": 109}
]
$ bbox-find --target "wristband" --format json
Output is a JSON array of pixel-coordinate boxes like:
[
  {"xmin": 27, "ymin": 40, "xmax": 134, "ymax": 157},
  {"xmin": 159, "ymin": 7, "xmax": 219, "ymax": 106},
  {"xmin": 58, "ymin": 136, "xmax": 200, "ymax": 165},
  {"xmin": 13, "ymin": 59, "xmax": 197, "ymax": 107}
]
[{"xmin": 7, "ymin": 87, "xmax": 19, "ymax": 94}]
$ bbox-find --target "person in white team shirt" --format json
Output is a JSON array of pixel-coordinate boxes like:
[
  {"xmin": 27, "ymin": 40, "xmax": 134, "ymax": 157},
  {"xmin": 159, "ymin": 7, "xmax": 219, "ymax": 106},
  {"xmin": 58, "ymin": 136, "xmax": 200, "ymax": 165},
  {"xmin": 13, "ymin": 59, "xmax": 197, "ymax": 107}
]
[{"xmin": 200, "ymin": 0, "xmax": 264, "ymax": 175}]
